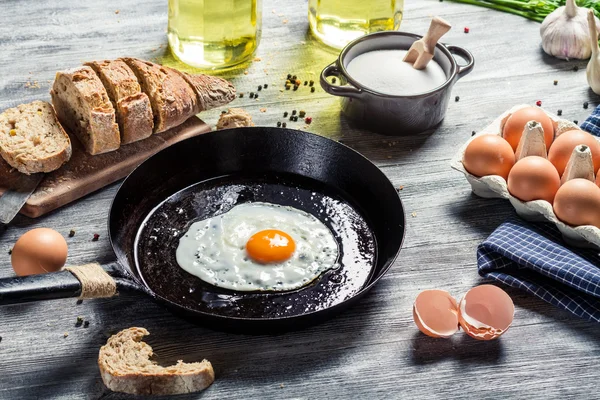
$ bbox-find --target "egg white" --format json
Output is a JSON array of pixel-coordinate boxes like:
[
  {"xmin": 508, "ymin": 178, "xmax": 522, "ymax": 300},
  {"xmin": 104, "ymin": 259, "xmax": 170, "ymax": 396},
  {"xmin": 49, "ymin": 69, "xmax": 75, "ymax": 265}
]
[{"xmin": 175, "ymin": 202, "xmax": 339, "ymax": 291}]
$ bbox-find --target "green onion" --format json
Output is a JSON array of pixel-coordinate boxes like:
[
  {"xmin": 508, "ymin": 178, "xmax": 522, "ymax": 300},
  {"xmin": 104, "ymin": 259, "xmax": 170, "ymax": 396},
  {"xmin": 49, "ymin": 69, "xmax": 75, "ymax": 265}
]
[{"xmin": 446, "ymin": 0, "xmax": 600, "ymax": 22}]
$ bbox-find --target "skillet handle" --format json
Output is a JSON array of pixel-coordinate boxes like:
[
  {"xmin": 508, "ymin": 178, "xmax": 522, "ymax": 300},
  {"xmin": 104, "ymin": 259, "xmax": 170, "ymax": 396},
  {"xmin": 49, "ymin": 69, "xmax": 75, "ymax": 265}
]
[
  {"xmin": 0, "ymin": 262, "xmax": 140, "ymax": 306},
  {"xmin": 320, "ymin": 62, "xmax": 362, "ymax": 98},
  {"xmin": 447, "ymin": 45, "xmax": 475, "ymax": 79}
]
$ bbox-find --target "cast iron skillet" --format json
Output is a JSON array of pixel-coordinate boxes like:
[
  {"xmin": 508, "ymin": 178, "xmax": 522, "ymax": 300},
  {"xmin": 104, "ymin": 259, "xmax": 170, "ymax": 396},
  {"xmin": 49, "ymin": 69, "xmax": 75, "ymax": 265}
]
[{"xmin": 0, "ymin": 127, "xmax": 405, "ymax": 332}]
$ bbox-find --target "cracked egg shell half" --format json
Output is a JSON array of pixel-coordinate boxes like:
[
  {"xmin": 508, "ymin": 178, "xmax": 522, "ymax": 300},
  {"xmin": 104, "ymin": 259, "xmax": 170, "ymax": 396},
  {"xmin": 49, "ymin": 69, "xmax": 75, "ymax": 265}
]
[
  {"xmin": 413, "ymin": 285, "xmax": 514, "ymax": 340},
  {"xmin": 458, "ymin": 285, "xmax": 515, "ymax": 340}
]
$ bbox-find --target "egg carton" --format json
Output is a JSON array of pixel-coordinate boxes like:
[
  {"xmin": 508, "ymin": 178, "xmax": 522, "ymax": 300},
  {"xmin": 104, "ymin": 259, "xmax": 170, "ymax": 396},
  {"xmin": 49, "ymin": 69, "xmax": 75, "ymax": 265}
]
[{"xmin": 450, "ymin": 104, "xmax": 600, "ymax": 249}]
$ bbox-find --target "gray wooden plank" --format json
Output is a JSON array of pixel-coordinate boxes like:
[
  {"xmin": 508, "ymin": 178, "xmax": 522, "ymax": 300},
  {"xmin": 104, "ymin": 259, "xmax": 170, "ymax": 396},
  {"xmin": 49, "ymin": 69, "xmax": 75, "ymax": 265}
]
[{"xmin": 1, "ymin": 0, "xmax": 600, "ymax": 399}]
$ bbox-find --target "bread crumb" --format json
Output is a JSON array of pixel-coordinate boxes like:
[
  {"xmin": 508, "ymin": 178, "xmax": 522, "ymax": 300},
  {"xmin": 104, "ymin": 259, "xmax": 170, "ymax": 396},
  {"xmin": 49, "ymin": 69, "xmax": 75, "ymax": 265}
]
[
  {"xmin": 272, "ymin": 9, "xmax": 276, "ymax": 13},
  {"xmin": 244, "ymin": 70, "xmax": 249, "ymax": 75},
  {"xmin": 397, "ymin": 185, "xmax": 404, "ymax": 191},
  {"xmin": 260, "ymin": 108, "xmax": 267, "ymax": 112},
  {"xmin": 63, "ymin": 332, "xmax": 69, "ymax": 338},
  {"xmin": 282, "ymin": 19, "xmax": 288, "ymax": 24},
  {"xmin": 280, "ymin": 384, "xmax": 285, "ymax": 388},
  {"xmin": 411, "ymin": 211, "xmax": 417, "ymax": 217},
  {"xmin": 253, "ymin": 57, "xmax": 262, "ymax": 62},
  {"xmin": 115, "ymin": 9, "xmax": 120, "ymax": 14}
]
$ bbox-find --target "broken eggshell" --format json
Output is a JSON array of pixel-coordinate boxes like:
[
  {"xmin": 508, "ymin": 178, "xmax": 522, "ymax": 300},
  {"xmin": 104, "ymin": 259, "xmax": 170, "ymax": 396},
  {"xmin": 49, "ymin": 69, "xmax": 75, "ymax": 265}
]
[
  {"xmin": 561, "ymin": 145, "xmax": 596, "ymax": 184},
  {"xmin": 413, "ymin": 289, "xmax": 459, "ymax": 338},
  {"xmin": 458, "ymin": 285, "xmax": 514, "ymax": 340},
  {"xmin": 413, "ymin": 286, "xmax": 514, "ymax": 341}
]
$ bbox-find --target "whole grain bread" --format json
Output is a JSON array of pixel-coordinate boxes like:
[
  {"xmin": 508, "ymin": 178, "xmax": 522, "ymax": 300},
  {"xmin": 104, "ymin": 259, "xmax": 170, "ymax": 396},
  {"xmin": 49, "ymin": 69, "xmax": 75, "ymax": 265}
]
[
  {"xmin": 85, "ymin": 60, "xmax": 154, "ymax": 144},
  {"xmin": 51, "ymin": 66, "xmax": 120, "ymax": 155},
  {"xmin": 175, "ymin": 70, "xmax": 236, "ymax": 112},
  {"xmin": 98, "ymin": 327, "xmax": 214, "ymax": 396},
  {"xmin": 0, "ymin": 101, "xmax": 72, "ymax": 174},
  {"xmin": 121, "ymin": 58, "xmax": 199, "ymax": 133}
]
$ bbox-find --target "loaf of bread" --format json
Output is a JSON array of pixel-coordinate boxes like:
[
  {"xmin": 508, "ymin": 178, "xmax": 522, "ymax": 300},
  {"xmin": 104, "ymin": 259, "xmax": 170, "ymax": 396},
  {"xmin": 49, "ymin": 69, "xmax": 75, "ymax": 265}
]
[
  {"xmin": 50, "ymin": 66, "xmax": 120, "ymax": 155},
  {"xmin": 121, "ymin": 58, "xmax": 200, "ymax": 134},
  {"xmin": 98, "ymin": 327, "xmax": 214, "ymax": 395},
  {"xmin": 85, "ymin": 60, "xmax": 154, "ymax": 144},
  {"xmin": 0, "ymin": 101, "xmax": 71, "ymax": 174}
]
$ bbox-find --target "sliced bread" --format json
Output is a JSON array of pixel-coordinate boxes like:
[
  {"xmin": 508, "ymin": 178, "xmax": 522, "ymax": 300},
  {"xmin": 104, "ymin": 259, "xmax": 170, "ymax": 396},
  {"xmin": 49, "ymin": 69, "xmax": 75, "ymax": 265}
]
[
  {"xmin": 50, "ymin": 66, "xmax": 120, "ymax": 155},
  {"xmin": 121, "ymin": 58, "xmax": 199, "ymax": 134},
  {"xmin": 175, "ymin": 70, "xmax": 236, "ymax": 111},
  {"xmin": 0, "ymin": 101, "xmax": 72, "ymax": 174},
  {"xmin": 98, "ymin": 327, "xmax": 215, "ymax": 395},
  {"xmin": 85, "ymin": 60, "xmax": 154, "ymax": 144}
]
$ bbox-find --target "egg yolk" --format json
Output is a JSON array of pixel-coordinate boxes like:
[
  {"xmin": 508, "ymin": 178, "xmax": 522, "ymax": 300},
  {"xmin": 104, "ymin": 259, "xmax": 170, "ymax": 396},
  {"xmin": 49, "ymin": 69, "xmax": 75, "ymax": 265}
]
[{"xmin": 246, "ymin": 229, "xmax": 296, "ymax": 263}]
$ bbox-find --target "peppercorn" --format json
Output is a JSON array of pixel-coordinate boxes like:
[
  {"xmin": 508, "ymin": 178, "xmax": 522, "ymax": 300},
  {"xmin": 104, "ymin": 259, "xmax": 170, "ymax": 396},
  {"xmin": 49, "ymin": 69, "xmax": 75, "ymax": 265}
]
[
  {"xmin": 294, "ymin": 116, "xmax": 299, "ymax": 122},
  {"xmin": 293, "ymin": 85, "xmax": 298, "ymax": 91},
  {"xmin": 285, "ymin": 80, "xmax": 291, "ymax": 85},
  {"xmin": 221, "ymin": 110, "xmax": 227, "ymax": 114},
  {"xmin": 277, "ymin": 121, "xmax": 281, "ymax": 127},
  {"xmin": 250, "ymin": 92, "xmax": 254, "ymax": 98},
  {"xmin": 584, "ymin": 101, "xmax": 589, "ymax": 109},
  {"xmin": 471, "ymin": 131, "xmax": 476, "ymax": 136},
  {"xmin": 332, "ymin": 77, "xmax": 337, "ymax": 84},
  {"xmin": 557, "ymin": 109, "xmax": 563, "ymax": 116},
  {"xmin": 536, "ymin": 100, "xmax": 542, "ymax": 107},
  {"xmin": 309, "ymin": 80, "xmax": 314, "ymax": 86},
  {"xmin": 76, "ymin": 316, "xmax": 84, "ymax": 327},
  {"xmin": 553, "ymin": 80, "xmax": 558, "ymax": 86},
  {"xmin": 292, "ymin": 75, "xmax": 297, "ymax": 81},
  {"xmin": 239, "ymin": 93, "xmax": 244, "ymax": 98},
  {"xmin": 304, "ymin": 81, "xmax": 308, "ymax": 86},
  {"xmin": 283, "ymin": 111, "xmax": 288, "ymax": 117},
  {"xmin": 8, "ymin": 248, "xmax": 12, "ymax": 255},
  {"xmin": 289, "ymin": 116, "xmax": 294, "ymax": 121},
  {"xmin": 92, "ymin": 233, "xmax": 100, "ymax": 241},
  {"xmin": 455, "ymin": 96, "xmax": 460, "ymax": 102},
  {"xmin": 311, "ymin": 87, "xmax": 315, "ymax": 93},
  {"xmin": 464, "ymin": 27, "xmax": 470, "ymax": 33},
  {"xmin": 305, "ymin": 117, "xmax": 312, "ymax": 124},
  {"xmin": 282, "ymin": 122, "xmax": 287, "ymax": 128},
  {"xmin": 254, "ymin": 93, "xmax": 259, "ymax": 99},
  {"xmin": 295, "ymin": 79, "xmax": 301, "ymax": 86},
  {"xmin": 263, "ymin": 84, "xmax": 268, "ymax": 89},
  {"xmin": 574, "ymin": 65, "xmax": 579, "ymax": 72},
  {"xmin": 285, "ymin": 84, "xmax": 291, "ymax": 90},
  {"xmin": 292, "ymin": 110, "xmax": 297, "ymax": 115},
  {"xmin": 287, "ymin": 74, "xmax": 292, "ymax": 79},
  {"xmin": 574, "ymin": 120, "xmax": 579, "ymax": 125},
  {"xmin": 299, "ymin": 110, "xmax": 306, "ymax": 118},
  {"xmin": 69, "ymin": 229, "xmax": 75, "ymax": 237},
  {"xmin": 83, "ymin": 321, "xmax": 90, "ymax": 328},
  {"xmin": 257, "ymin": 85, "xmax": 262, "ymax": 91},
  {"xmin": 76, "ymin": 299, "xmax": 83, "ymax": 305}
]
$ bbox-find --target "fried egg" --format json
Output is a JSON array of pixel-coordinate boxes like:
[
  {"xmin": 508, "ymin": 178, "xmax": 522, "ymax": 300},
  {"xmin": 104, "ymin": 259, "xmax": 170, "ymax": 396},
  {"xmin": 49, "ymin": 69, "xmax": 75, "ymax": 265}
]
[{"xmin": 175, "ymin": 202, "xmax": 339, "ymax": 291}]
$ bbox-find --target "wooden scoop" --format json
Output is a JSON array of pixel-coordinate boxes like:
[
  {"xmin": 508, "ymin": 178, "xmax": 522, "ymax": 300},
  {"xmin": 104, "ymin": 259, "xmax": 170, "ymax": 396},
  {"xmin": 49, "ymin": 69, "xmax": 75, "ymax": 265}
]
[{"xmin": 403, "ymin": 17, "xmax": 452, "ymax": 70}]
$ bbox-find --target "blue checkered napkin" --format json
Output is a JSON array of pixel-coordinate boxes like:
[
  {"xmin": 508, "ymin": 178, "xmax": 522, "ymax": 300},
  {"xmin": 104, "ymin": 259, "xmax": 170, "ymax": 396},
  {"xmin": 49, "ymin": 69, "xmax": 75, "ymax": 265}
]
[
  {"xmin": 477, "ymin": 218, "xmax": 600, "ymax": 323},
  {"xmin": 581, "ymin": 104, "xmax": 600, "ymax": 137}
]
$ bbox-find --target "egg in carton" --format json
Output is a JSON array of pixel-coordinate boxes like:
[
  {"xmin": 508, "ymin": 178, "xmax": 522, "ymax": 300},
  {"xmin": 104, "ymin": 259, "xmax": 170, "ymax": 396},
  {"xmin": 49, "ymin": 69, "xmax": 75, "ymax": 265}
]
[{"xmin": 450, "ymin": 104, "xmax": 600, "ymax": 249}]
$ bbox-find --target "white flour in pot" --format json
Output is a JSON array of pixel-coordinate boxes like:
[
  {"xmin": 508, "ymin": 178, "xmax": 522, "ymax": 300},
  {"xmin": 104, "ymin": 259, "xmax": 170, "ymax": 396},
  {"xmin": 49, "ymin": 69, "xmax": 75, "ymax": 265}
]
[{"xmin": 345, "ymin": 49, "xmax": 448, "ymax": 96}]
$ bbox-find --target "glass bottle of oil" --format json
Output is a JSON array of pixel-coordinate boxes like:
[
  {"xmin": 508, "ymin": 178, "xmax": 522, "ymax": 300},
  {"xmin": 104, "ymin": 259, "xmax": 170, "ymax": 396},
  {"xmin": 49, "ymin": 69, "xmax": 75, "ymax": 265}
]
[
  {"xmin": 308, "ymin": 0, "xmax": 404, "ymax": 49},
  {"xmin": 168, "ymin": 0, "xmax": 262, "ymax": 69}
]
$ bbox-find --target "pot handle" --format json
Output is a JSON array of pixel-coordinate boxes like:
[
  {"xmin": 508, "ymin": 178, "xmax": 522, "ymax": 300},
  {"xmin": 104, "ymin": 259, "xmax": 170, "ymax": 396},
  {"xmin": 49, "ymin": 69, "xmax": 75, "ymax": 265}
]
[
  {"xmin": 447, "ymin": 45, "xmax": 474, "ymax": 79},
  {"xmin": 320, "ymin": 62, "xmax": 362, "ymax": 98},
  {"xmin": 0, "ymin": 262, "xmax": 143, "ymax": 306}
]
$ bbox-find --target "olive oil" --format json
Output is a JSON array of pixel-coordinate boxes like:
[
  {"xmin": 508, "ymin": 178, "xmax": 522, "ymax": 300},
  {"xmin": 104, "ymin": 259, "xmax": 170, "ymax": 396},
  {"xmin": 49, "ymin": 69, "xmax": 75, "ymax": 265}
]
[
  {"xmin": 308, "ymin": 0, "xmax": 404, "ymax": 49},
  {"xmin": 168, "ymin": 0, "xmax": 262, "ymax": 69}
]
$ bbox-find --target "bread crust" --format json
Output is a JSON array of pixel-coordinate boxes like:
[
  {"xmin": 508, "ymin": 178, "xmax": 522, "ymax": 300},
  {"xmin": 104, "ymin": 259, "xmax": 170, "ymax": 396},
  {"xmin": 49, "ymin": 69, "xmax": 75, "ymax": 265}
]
[
  {"xmin": 85, "ymin": 60, "xmax": 154, "ymax": 144},
  {"xmin": 0, "ymin": 101, "xmax": 72, "ymax": 174},
  {"xmin": 50, "ymin": 66, "xmax": 120, "ymax": 155},
  {"xmin": 120, "ymin": 58, "xmax": 199, "ymax": 133},
  {"xmin": 98, "ymin": 327, "xmax": 215, "ymax": 395}
]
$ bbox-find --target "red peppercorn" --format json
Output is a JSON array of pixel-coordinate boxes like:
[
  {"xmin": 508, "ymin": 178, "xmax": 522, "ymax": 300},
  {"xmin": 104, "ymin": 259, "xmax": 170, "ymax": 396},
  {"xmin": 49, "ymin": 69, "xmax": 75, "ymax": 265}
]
[
  {"xmin": 305, "ymin": 117, "xmax": 312, "ymax": 124},
  {"xmin": 92, "ymin": 233, "xmax": 100, "ymax": 241},
  {"xmin": 536, "ymin": 100, "xmax": 542, "ymax": 107},
  {"xmin": 464, "ymin": 27, "xmax": 470, "ymax": 33}
]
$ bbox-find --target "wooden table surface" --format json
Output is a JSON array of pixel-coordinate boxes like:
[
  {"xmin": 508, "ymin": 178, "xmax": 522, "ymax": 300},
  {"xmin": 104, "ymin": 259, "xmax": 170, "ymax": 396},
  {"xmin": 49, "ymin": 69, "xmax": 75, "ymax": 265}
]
[{"xmin": 1, "ymin": 0, "xmax": 599, "ymax": 399}]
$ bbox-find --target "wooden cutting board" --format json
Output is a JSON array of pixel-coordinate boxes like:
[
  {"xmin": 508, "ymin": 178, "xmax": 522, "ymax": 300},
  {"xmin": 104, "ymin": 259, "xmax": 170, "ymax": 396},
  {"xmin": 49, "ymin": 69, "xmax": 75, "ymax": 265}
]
[{"xmin": 0, "ymin": 116, "xmax": 211, "ymax": 218}]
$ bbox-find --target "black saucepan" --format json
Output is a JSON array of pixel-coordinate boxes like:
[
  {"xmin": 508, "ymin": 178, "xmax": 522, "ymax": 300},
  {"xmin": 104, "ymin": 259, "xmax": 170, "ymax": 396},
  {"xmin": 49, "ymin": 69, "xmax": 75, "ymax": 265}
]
[{"xmin": 0, "ymin": 127, "xmax": 405, "ymax": 332}]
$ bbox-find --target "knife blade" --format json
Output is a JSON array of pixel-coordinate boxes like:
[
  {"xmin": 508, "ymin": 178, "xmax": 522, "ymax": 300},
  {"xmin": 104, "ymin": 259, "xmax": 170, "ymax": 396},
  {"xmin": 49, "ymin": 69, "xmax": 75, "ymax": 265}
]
[{"xmin": 0, "ymin": 173, "xmax": 44, "ymax": 225}]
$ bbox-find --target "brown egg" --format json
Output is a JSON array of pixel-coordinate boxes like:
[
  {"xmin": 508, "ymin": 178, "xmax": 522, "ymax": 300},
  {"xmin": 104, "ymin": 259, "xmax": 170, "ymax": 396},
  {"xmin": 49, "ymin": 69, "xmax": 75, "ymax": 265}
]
[
  {"xmin": 11, "ymin": 228, "xmax": 68, "ymax": 276},
  {"xmin": 458, "ymin": 285, "xmax": 514, "ymax": 340},
  {"xmin": 553, "ymin": 178, "xmax": 600, "ymax": 229},
  {"xmin": 462, "ymin": 134, "xmax": 515, "ymax": 181},
  {"xmin": 503, "ymin": 107, "xmax": 554, "ymax": 151},
  {"xmin": 548, "ymin": 130, "xmax": 600, "ymax": 176},
  {"xmin": 413, "ymin": 289, "xmax": 459, "ymax": 338},
  {"xmin": 507, "ymin": 156, "xmax": 561, "ymax": 203}
]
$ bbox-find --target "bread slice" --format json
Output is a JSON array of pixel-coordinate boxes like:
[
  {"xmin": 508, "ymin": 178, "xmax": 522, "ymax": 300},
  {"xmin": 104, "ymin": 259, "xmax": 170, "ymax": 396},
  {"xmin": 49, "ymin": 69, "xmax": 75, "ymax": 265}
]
[
  {"xmin": 174, "ymin": 70, "xmax": 236, "ymax": 112},
  {"xmin": 85, "ymin": 60, "xmax": 154, "ymax": 144},
  {"xmin": 121, "ymin": 58, "xmax": 199, "ymax": 134},
  {"xmin": 0, "ymin": 101, "xmax": 72, "ymax": 174},
  {"xmin": 50, "ymin": 66, "xmax": 120, "ymax": 155},
  {"xmin": 216, "ymin": 108, "xmax": 254, "ymax": 130},
  {"xmin": 98, "ymin": 327, "xmax": 214, "ymax": 395}
]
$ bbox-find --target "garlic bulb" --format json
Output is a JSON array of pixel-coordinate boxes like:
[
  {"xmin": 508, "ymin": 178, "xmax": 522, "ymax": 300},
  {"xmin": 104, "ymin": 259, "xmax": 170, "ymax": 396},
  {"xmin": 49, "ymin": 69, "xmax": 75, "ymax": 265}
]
[
  {"xmin": 587, "ymin": 9, "xmax": 600, "ymax": 94},
  {"xmin": 540, "ymin": 0, "xmax": 600, "ymax": 60}
]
